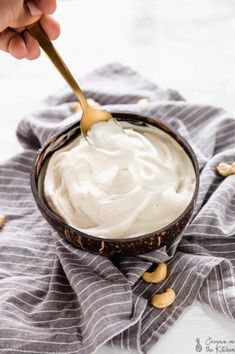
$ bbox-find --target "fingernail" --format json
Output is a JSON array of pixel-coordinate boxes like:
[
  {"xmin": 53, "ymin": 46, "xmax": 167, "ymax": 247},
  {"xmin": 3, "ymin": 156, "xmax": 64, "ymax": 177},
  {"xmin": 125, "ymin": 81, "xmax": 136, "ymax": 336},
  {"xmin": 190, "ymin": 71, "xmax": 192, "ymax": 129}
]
[{"xmin": 26, "ymin": 1, "xmax": 42, "ymax": 16}]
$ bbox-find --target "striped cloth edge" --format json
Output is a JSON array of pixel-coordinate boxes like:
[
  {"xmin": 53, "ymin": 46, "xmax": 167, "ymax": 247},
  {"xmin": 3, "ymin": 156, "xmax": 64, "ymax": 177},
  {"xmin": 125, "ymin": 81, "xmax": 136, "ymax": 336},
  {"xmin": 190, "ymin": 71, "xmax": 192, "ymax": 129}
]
[{"xmin": 0, "ymin": 62, "xmax": 234, "ymax": 354}]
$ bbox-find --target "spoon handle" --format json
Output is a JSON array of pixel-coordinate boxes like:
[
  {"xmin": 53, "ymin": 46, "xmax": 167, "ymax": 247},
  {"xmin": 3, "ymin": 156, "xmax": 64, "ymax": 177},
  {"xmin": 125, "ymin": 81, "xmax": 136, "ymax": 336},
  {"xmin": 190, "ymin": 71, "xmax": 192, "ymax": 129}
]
[{"xmin": 26, "ymin": 21, "xmax": 88, "ymax": 110}]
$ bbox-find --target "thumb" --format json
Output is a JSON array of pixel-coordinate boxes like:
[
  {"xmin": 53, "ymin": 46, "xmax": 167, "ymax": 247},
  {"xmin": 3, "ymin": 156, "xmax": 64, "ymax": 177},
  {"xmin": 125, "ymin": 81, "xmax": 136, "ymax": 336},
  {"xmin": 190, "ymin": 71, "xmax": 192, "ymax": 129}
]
[{"xmin": 11, "ymin": 1, "xmax": 42, "ymax": 29}]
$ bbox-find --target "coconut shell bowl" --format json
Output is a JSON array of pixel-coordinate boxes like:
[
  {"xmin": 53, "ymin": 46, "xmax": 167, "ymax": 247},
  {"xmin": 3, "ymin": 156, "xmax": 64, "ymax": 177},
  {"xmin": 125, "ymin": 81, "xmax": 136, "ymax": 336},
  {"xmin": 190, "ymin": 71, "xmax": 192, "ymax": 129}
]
[{"xmin": 31, "ymin": 112, "xmax": 199, "ymax": 256}]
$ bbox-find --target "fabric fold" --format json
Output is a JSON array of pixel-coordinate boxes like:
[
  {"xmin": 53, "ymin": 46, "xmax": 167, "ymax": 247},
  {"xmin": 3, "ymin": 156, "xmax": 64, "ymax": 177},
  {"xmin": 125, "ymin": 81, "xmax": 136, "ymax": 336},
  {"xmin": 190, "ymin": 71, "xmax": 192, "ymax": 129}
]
[{"xmin": 0, "ymin": 62, "xmax": 234, "ymax": 354}]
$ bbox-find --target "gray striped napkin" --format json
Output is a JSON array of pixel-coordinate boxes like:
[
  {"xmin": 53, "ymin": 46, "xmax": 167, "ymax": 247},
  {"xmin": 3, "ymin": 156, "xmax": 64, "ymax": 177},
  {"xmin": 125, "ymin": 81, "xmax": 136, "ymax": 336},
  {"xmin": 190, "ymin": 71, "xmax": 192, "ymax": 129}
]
[{"xmin": 0, "ymin": 63, "xmax": 234, "ymax": 354}]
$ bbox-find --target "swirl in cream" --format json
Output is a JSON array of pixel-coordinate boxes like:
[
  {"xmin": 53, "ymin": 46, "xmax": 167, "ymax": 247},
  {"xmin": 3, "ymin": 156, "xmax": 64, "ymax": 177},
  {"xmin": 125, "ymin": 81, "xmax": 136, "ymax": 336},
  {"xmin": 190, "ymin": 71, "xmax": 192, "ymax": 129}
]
[{"xmin": 44, "ymin": 120, "xmax": 196, "ymax": 238}]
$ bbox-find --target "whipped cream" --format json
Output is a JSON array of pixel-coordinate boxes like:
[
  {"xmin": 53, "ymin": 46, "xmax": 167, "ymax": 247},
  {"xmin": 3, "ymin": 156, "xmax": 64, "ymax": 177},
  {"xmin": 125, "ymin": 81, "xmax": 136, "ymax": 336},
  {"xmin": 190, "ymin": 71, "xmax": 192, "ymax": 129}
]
[{"xmin": 44, "ymin": 120, "xmax": 196, "ymax": 238}]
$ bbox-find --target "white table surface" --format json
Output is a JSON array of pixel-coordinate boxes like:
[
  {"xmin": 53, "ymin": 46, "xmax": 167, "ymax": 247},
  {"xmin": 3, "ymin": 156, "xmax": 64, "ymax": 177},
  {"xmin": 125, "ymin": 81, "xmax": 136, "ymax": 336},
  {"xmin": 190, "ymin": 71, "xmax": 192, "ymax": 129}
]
[{"xmin": 0, "ymin": 0, "xmax": 234, "ymax": 353}]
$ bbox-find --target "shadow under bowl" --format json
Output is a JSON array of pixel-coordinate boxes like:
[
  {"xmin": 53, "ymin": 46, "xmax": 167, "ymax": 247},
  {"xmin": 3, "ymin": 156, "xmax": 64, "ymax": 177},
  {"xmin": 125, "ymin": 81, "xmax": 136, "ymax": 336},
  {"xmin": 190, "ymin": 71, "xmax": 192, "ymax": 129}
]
[{"xmin": 31, "ymin": 112, "xmax": 199, "ymax": 256}]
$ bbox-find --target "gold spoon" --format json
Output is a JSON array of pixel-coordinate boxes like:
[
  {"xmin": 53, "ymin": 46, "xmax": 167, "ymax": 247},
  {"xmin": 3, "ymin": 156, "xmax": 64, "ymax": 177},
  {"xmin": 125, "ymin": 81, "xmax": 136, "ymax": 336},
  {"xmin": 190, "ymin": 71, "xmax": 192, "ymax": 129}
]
[{"xmin": 26, "ymin": 21, "xmax": 113, "ymax": 137}]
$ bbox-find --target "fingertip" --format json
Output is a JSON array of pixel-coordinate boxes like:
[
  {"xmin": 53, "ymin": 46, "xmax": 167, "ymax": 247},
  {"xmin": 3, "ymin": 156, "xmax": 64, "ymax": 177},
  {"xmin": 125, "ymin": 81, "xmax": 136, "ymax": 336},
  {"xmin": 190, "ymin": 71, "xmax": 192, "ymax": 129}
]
[
  {"xmin": 36, "ymin": 0, "xmax": 57, "ymax": 15},
  {"xmin": 45, "ymin": 0, "xmax": 57, "ymax": 15},
  {"xmin": 40, "ymin": 15, "xmax": 60, "ymax": 41},
  {"xmin": 23, "ymin": 31, "xmax": 41, "ymax": 60},
  {"xmin": 26, "ymin": 47, "xmax": 41, "ymax": 60},
  {"xmin": 50, "ymin": 21, "xmax": 60, "ymax": 40},
  {"xmin": 8, "ymin": 35, "xmax": 27, "ymax": 59}
]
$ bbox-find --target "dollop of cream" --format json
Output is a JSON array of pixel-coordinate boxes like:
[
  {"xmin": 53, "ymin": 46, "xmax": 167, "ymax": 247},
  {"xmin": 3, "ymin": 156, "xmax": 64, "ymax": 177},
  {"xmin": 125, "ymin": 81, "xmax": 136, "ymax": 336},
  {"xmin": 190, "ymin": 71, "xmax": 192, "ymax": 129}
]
[{"xmin": 44, "ymin": 120, "xmax": 196, "ymax": 238}]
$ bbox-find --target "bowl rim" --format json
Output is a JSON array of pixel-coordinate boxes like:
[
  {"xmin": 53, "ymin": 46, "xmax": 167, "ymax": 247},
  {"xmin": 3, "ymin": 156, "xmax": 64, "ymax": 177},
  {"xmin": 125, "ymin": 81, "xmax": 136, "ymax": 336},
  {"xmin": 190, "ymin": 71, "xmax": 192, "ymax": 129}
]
[{"xmin": 31, "ymin": 111, "xmax": 200, "ymax": 244}]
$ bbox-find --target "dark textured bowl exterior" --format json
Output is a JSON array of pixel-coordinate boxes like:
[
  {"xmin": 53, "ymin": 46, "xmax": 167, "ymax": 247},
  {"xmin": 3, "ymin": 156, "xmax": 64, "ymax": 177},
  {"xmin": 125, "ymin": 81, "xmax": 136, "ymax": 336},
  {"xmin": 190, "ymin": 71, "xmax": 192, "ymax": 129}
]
[{"xmin": 31, "ymin": 112, "xmax": 199, "ymax": 256}]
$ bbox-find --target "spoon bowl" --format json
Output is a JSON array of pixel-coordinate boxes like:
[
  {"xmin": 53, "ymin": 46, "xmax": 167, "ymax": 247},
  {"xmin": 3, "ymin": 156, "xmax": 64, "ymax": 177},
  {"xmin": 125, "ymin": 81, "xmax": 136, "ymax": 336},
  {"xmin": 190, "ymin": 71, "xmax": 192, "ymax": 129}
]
[{"xmin": 80, "ymin": 107, "xmax": 113, "ymax": 136}]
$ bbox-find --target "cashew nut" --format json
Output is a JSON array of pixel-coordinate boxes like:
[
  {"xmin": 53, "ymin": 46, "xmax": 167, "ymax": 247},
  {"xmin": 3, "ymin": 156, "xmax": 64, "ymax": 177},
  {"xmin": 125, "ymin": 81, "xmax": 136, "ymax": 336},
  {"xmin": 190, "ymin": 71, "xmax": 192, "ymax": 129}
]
[
  {"xmin": 142, "ymin": 262, "xmax": 167, "ymax": 283},
  {"xmin": 0, "ymin": 215, "xmax": 5, "ymax": 229},
  {"xmin": 216, "ymin": 162, "xmax": 235, "ymax": 177},
  {"xmin": 137, "ymin": 97, "xmax": 149, "ymax": 105},
  {"xmin": 151, "ymin": 288, "xmax": 176, "ymax": 309},
  {"xmin": 72, "ymin": 98, "xmax": 100, "ymax": 113},
  {"xmin": 72, "ymin": 103, "xmax": 81, "ymax": 113},
  {"xmin": 87, "ymin": 98, "xmax": 100, "ymax": 107}
]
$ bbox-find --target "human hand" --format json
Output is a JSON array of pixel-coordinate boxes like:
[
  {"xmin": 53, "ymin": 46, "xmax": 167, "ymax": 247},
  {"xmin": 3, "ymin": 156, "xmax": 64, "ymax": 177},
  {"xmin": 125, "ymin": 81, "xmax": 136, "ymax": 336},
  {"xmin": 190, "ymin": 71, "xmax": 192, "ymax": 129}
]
[{"xmin": 0, "ymin": 0, "xmax": 60, "ymax": 59}]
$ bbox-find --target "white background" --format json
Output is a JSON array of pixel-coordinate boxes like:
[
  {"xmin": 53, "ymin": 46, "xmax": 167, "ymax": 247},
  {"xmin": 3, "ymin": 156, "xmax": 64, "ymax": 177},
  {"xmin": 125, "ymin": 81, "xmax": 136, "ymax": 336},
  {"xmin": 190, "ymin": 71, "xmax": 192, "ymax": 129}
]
[{"xmin": 0, "ymin": 0, "xmax": 234, "ymax": 353}]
